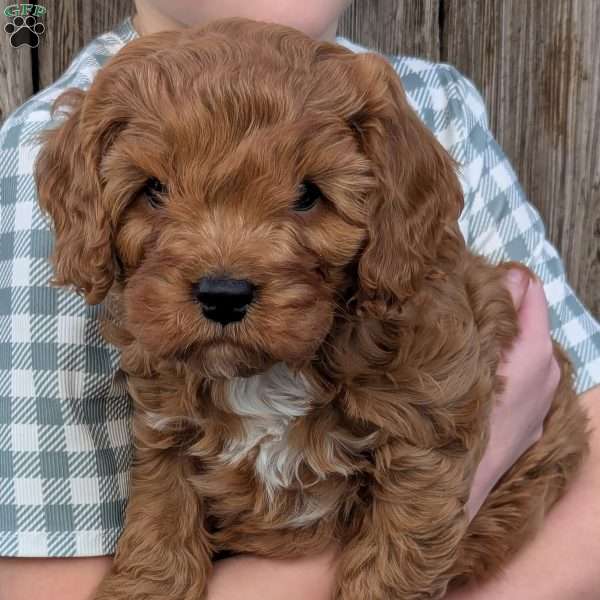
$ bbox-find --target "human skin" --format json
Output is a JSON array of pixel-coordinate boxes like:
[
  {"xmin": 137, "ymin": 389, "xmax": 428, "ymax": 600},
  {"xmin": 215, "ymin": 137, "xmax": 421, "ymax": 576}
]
[
  {"xmin": 131, "ymin": 0, "xmax": 351, "ymax": 42},
  {"xmin": 1, "ymin": 2, "xmax": 598, "ymax": 599}
]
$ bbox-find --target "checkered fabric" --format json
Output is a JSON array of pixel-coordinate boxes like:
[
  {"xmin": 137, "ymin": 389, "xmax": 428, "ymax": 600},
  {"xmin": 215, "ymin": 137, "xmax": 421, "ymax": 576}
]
[{"xmin": 1, "ymin": 16, "xmax": 599, "ymax": 557}]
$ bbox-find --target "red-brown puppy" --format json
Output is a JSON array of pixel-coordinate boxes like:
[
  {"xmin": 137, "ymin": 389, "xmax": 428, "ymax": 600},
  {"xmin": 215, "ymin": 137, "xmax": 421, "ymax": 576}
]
[{"xmin": 34, "ymin": 17, "xmax": 589, "ymax": 600}]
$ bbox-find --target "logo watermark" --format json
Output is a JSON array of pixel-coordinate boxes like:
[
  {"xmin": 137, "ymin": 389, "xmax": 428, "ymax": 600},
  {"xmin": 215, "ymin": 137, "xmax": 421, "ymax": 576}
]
[{"xmin": 4, "ymin": 3, "xmax": 47, "ymax": 48}]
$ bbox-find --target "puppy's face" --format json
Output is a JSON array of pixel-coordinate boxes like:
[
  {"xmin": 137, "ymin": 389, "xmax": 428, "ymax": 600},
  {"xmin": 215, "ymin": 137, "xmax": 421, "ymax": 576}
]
[
  {"xmin": 34, "ymin": 18, "xmax": 464, "ymax": 379},
  {"xmin": 110, "ymin": 86, "xmax": 373, "ymax": 377}
]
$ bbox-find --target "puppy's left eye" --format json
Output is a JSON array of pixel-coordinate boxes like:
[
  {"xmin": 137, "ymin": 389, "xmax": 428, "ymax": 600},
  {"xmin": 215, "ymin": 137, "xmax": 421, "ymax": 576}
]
[
  {"xmin": 142, "ymin": 177, "xmax": 168, "ymax": 208},
  {"xmin": 294, "ymin": 180, "xmax": 322, "ymax": 212}
]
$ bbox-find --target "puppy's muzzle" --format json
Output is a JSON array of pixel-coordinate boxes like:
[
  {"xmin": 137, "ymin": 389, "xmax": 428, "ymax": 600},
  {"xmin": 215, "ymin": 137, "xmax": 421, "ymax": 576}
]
[{"xmin": 193, "ymin": 277, "xmax": 256, "ymax": 325}]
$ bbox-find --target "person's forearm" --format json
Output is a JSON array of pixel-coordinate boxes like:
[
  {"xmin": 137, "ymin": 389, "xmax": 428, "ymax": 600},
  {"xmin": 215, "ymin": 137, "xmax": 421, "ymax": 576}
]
[
  {"xmin": 0, "ymin": 556, "xmax": 112, "ymax": 600},
  {"xmin": 447, "ymin": 385, "xmax": 600, "ymax": 600}
]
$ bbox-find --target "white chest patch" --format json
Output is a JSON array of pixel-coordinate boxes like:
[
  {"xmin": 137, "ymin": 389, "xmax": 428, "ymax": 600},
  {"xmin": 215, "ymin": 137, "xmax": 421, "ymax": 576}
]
[
  {"xmin": 221, "ymin": 363, "xmax": 312, "ymax": 498},
  {"xmin": 142, "ymin": 364, "xmax": 350, "ymax": 528}
]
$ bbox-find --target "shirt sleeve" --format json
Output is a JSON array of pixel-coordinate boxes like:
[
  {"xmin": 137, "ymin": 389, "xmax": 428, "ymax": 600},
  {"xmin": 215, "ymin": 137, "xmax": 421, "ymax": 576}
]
[
  {"xmin": 439, "ymin": 65, "xmax": 600, "ymax": 395},
  {"xmin": 0, "ymin": 103, "xmax": 132, "ymax": 557},
  {"xmin": 0, "ymin": 17, "xmax": 141, "ymax": 557}
]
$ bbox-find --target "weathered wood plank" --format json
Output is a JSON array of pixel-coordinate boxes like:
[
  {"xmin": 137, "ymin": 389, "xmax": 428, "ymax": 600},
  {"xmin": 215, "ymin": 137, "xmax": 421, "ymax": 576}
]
[
  {"xmin": 339, "ymin": 0, "xmax": 440, "ymax": 60},
  {"xmin": 37, "ymin": 0, "xmax": 132, "ymax": 89},
  {"xmin": 0, "ymin": 10, "xmax": 34, "ymax": 123},
  {"xmin": 443, "ymin": 0, "xmax": 600, "ymax": 316}
]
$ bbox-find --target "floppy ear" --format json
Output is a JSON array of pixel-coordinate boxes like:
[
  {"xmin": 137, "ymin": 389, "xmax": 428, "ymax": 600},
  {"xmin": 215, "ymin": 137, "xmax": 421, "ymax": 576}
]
[
  {"xmin": 34, "ymin": 88, "xmax": 117, "ymax": 304},
  {"xmin": 343, "ymin": 53, "xmax": 465, "ymax": 314},
  {"xmin": 34, "ymin": 29, "xmax": 187, "ymax": 305}
]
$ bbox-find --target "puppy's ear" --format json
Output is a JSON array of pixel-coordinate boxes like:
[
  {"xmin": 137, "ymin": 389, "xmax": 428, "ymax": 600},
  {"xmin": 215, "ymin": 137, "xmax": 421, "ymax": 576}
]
[
  {"xmin": 345, "ymin": 53, "xmax": 465, "ymax": 314},
  {"xmin": 34, "ymin": 88, "xmax": 118, "ymax": 304}
]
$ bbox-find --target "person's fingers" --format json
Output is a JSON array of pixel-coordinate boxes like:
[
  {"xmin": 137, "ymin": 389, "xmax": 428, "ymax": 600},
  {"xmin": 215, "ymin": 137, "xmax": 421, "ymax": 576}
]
[
  {"xmin": 498, "ymin": 273, "xmax": 555, "ymax": 377},
  {"xmin": 516, "ymin": 276, "xmax": 553, "ymax": 344},
  {"xmin": 503, "ymin": 269, "xmax": 530, "ymax": 312}
]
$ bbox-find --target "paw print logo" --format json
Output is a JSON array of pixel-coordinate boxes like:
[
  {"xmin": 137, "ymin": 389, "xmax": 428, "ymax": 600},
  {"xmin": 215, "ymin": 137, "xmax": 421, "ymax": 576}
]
[{"xmin": 4, "ymin": 15, "xmax": 45, "ymax": 48}]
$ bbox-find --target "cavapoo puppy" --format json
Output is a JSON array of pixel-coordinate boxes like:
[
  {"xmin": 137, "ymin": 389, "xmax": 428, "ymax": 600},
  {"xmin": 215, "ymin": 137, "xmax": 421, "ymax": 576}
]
[{"xmin": 34, "ymin": 17, "xmax": 589, "ymax": 600}]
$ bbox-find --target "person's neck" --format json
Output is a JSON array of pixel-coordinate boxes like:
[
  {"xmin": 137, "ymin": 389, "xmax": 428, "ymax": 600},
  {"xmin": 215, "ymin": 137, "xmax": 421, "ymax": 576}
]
[
  {"xmin": 132, "ymin": 8, "xmax": 339, "ymax": 43},
  {"xmin": 132, "ymin": 5, "xmax": 181, "ymax": 36}
]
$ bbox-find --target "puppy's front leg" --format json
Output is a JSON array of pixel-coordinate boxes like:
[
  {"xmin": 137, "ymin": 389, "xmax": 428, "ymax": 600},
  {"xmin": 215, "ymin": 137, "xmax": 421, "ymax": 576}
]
[
  {"xmin": 335, "ymin": 444, "xmax": 469, "ymax": 600},
  {"xmin": 93, "ymin": 442, "xmax": 211, "ymax": 600}
]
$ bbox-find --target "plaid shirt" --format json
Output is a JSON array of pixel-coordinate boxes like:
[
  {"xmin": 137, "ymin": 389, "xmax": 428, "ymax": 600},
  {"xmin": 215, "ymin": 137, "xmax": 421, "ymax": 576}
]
[{"xmin": 1, "ymin": 16, "xmax": 599, "ymax": 558}]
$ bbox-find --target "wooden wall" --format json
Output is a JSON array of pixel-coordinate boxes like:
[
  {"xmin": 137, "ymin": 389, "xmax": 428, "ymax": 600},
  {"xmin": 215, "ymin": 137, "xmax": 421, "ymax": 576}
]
[{"xmin": 1, "ymin": 0, "xmax": 598, "ymax": 317}]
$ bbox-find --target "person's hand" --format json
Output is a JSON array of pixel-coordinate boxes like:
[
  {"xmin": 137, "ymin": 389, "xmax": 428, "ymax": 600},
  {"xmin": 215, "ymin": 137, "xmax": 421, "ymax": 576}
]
[{"xmin": 465, "ymin": 268, "xmax": 560, "ymax": 520}]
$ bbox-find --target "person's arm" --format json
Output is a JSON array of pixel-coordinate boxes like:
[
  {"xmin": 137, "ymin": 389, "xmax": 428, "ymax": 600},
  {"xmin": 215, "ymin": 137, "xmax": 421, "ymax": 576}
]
[
  {"xmin": 0, "ymin": 557, "xmax": 113, "ymax": 600},
  {"xmin": 446, "ymin": 384, "xmax": 600, "ymax": 600}
]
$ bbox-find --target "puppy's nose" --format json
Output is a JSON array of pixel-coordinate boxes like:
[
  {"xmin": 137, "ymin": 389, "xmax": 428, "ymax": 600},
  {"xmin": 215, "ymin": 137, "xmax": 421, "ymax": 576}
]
[{"xmin": 192, "ymin": 277, "xmax": 255, "ymax": 325}]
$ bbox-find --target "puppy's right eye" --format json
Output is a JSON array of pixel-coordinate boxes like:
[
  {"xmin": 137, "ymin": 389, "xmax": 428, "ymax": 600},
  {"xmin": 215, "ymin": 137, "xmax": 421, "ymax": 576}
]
[
  {"xmin": 294, "ymin": 180, "xmax": 322, "ymax": 212},
  {"xmin": 142, "ymin": 177, "xmax": 168, "ymax": 208}
]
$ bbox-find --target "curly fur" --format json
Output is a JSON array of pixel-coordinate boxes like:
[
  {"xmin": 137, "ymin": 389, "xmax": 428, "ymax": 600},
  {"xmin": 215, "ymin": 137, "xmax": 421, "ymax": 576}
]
[{"xmin": 34, "ymin": 17, "xmax": 589, "ymax": 600}]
